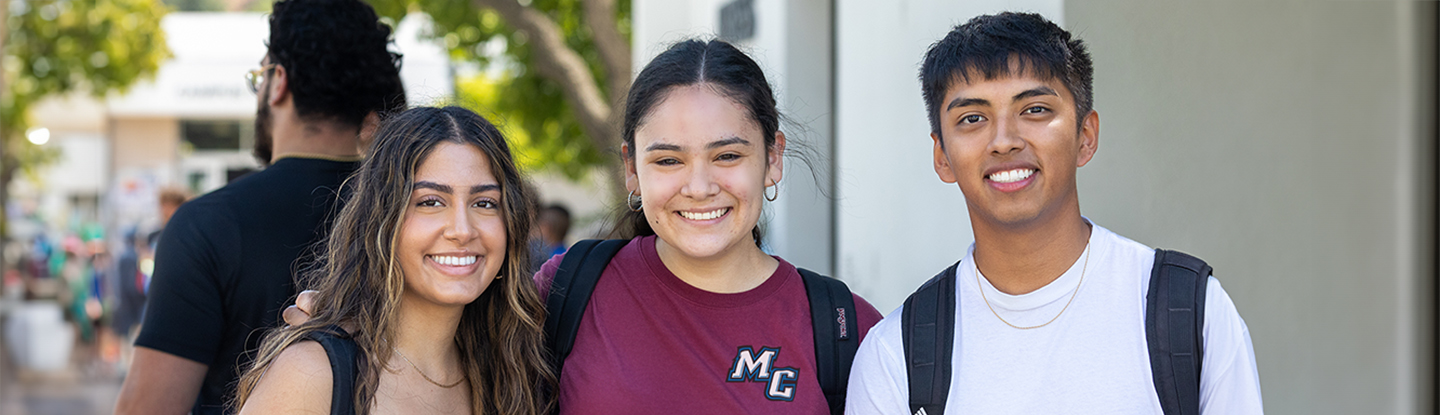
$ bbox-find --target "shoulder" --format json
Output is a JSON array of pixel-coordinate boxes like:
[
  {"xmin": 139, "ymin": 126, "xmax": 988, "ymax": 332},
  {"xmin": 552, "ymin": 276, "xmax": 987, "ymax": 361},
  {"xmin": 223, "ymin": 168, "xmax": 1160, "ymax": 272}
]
[
  {"xmin": 844, "ymin": 305, "xmax": 910, "ymax": 412},
  {"xmin": 533, "ymin": 238, "xmax": 647, "ymax": 298},
  {"xmin": 1203, "ymin": 277, "xmax": 1251, "ymax": 343},
  {"xmin": 1199, "ymin": 277, "xmax": 1265, "ymax": 413},
  {"xmin": 237, "ymin": 340, "xmax": 334, "ymax": 415},
  {"xmin": 1090, "ymin": 223, "xmax": 1156, "ymax": 262}
]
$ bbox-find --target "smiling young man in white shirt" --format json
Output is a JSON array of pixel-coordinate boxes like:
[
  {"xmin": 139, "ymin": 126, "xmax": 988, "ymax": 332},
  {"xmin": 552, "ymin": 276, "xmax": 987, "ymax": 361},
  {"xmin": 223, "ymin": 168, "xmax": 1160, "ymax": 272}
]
[{"xmin": 844, "ymin": 12, "xmax": 1264, "ymax": 415}]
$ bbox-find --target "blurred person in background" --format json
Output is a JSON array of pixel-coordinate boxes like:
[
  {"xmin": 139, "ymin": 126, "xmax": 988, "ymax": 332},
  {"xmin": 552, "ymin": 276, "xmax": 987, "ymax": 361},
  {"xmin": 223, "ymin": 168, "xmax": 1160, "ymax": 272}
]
[
  {"xmin": 529, "ymin": 203, "xmax": 571, "ymax": 271},
  {"xmin": 114, "ymin": 0, "xmax": 406, "ymax": 414},
  {"xmin": 146, "ymin": 186, "xmax": 191, "ymax": 249},
  {"xmin": 110, "ymin": 228, "xmax": 150, "ymax": 373}
]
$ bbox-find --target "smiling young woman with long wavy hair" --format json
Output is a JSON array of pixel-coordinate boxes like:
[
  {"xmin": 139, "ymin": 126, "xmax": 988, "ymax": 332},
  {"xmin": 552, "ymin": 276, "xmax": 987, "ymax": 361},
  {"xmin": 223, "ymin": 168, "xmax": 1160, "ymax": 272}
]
[{"xmin": 233, "ymin": 106, "xmax": 554, "ymax": 415}]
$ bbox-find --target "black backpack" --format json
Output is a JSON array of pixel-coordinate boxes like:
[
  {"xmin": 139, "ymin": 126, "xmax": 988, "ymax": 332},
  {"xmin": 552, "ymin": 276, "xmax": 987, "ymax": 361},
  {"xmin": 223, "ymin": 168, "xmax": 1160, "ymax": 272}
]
[
  {"xmin": 901, "ymin": 249, "xmax": 1212, "ymax": 415},
  {"xmin": 542, "ymin": 239, "xmax": 860, "ymax": 415}
]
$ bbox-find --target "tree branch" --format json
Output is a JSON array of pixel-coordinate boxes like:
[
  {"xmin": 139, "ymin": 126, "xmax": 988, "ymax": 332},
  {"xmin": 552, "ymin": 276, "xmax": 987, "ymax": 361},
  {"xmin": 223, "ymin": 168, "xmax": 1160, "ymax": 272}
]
[{"xmin": 474, "ymin": 0, "xmax": 615, "ymax": 149}]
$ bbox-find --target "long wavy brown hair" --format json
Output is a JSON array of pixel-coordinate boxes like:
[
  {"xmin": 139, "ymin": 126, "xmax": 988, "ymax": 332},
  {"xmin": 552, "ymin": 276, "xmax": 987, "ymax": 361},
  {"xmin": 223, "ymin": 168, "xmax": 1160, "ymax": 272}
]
[{"xmin": 234, "ymin": 106, "xmax": 555, "ymax": 414}]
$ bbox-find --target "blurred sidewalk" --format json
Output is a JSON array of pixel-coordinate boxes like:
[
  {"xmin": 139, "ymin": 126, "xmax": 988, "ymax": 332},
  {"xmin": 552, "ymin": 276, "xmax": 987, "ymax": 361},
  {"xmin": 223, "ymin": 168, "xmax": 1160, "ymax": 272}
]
[{"xmin": 0, "ymin": 329, "xmax": 124, "ymax": 415}]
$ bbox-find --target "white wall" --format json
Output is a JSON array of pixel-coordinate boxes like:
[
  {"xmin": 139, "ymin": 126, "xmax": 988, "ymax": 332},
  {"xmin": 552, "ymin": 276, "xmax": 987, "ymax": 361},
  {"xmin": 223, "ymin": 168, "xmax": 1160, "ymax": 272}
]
[
  {"xmin": 833, "ymin": 0, "xmax": 1062, "ymax": 314},
  {"xmin": 1066, "ymin": 1, "xmax": 1434, "ymax": 413}
]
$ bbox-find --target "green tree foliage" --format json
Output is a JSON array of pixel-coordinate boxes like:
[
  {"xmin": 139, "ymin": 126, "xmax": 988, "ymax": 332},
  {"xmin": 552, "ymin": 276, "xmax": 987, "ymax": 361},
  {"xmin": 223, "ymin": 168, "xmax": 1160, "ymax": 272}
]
[
  {"xmin": 1, "ymin": 0, "xmax": 170, "ymax": 237},
  {"xmin": 368, "ymin": 0, "xmax": 629, "ymax": 183}
]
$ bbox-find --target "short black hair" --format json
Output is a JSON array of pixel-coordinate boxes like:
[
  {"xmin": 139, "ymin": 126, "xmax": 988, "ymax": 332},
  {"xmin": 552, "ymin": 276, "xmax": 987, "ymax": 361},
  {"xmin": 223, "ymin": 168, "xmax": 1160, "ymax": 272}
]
[
  {"xmin": 920, "ymin": 12, "xmax": 1093, "ymax": 138},
  {"xmin": 267, "ymin": 0, "xmax": 406, "ymax": 128}
]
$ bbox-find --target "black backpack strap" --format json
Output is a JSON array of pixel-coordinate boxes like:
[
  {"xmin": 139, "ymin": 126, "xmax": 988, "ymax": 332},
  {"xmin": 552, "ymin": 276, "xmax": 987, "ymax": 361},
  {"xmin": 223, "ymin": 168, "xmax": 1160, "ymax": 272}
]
[
  {"xmin": 542, "ymin": 239, "xmax": 627, "ymax": 377},
  {"xmin": 901, "ymin": 262, "xmax": 959, "ymax": 415},
  {"xmin": 305, "ymin": 325, "xmax": 359, "ymax": 415},
  {"xmin": 1146, "ymin": 249, "xmax": 1211, "ymax": 415},
  {"xmin": 797, "ymin": 268, "xmax": 859, "ymax": 415}
]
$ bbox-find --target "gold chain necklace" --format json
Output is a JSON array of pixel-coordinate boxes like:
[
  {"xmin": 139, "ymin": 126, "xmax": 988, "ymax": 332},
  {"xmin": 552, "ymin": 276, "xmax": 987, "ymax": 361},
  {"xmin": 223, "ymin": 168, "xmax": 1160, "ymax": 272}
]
[
  {"xmin": 392, "ymin": 347, "xmax": 465, "ymax": 388},
  {"xmin": 975, "ymin": 243, "xmax": 1090, "ymax": 330}
]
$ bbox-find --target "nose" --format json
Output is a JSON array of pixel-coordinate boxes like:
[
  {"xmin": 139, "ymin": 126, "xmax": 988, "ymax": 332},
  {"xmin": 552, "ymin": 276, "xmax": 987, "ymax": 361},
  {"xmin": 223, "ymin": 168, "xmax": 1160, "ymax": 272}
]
[
  {"xmin": 987, "ymin": 115, "xmax": 1026, "ymax": 156},
  {"xmin": 679, "ymin": 163, "xmax": 720, "ymax": 199},
  {"xmin": 443, "ymin": 204, "xmax": 478, "ymax": 244}
]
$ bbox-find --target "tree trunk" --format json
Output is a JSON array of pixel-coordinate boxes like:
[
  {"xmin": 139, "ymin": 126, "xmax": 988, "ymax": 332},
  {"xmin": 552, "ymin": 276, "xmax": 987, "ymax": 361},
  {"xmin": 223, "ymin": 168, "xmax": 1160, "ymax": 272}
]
[{"xmin": 472, "ymin": 0, "xmax": 631, "ymax": 200}]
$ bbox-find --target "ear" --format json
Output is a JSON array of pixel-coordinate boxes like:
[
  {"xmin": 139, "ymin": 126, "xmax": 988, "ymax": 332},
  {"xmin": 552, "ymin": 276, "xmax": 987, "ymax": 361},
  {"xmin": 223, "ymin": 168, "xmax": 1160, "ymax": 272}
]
[
  {"xmin": 268, "ymin": 64, "xmax": 289, "ymax": 107},
  {"xmin": 358, "ymin": 112, "xmax": 381, "ymax": 152},
  {"xmin": 1076, "ymin": 109, "xmax": 1099, "ymax": 167},
  {"xmin": 621, "ymin": 142, "xmax": 639, "ymax": 194},
  {"xmin": 766, "ymin": 131, "xmax": 787, "ymax": 186},
  {"xmin": 932, "ymin": 132, "xmax": 958, "ymax": 184}
]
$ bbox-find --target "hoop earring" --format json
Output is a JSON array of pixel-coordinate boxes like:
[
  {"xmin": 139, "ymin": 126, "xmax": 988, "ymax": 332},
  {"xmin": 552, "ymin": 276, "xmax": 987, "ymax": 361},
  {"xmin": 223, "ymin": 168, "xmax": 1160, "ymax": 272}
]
[
  {"xmin": 627, "ymin": 189, "xmax": 643, "ymax": 212},
  {"xmin": 764, "ymin": 181, "xmax": 779, "ymax": 202}
]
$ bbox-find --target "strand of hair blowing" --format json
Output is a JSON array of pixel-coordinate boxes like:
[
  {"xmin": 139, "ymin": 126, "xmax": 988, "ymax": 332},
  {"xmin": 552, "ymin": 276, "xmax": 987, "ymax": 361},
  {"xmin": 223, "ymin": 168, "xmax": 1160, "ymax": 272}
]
[{"xmin": 233, "ymin": 107, "xmax": 554, "ymax": 414}]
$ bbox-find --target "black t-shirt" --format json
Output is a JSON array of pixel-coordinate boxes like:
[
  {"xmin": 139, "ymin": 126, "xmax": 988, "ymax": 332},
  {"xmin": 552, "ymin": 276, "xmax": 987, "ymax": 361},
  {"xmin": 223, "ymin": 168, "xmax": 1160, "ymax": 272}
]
[{"xmin": 135, "ymin": 157, "xmax": 358, "ymax": 415}]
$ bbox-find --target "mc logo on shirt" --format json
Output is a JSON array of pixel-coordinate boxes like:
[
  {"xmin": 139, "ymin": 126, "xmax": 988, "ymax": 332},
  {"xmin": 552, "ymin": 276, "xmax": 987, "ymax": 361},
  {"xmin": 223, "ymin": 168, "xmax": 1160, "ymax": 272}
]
[{"xmin": 726, "ymin": 346, "xmax": 799, "ymax": 401}]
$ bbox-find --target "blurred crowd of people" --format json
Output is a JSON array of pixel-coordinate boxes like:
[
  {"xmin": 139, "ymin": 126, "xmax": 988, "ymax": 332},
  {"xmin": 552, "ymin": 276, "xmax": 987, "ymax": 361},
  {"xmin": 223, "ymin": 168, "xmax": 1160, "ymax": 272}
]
[{"xmin": 3, "ymin": 187, "xmax": 190, "ymax": 374}]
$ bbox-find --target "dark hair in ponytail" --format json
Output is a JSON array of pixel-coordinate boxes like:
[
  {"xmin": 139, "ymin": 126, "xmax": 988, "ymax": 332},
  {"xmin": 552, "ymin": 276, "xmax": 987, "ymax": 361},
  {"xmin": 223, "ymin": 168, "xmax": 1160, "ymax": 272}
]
[{"xmin": 610, "ymin": 39, "xmax": 781, "ymax": 246}]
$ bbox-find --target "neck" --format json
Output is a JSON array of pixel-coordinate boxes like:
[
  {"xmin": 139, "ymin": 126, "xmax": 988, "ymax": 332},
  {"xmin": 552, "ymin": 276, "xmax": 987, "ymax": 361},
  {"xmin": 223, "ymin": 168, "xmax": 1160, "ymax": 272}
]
[
  {"xmin": 969, "ymin": 201, "xmax": 1091, "ymax": 295},
  {"xmin": 654, "ymin": 237, "xmax": 778, "ymax": 294},
  {"xmin": 392, "ymin": 295, "xmax": 464, "ymax": 376},
  {"xmin": 271, "ymin": 113, "xmax": 362, "ymax": 161}
]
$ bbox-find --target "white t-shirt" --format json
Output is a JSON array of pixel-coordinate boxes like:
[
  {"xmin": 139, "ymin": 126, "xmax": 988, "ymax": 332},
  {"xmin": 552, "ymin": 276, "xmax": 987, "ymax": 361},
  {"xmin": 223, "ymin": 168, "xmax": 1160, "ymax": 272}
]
[{"xmin": 845, "ymin": 223, "xmax": 1263, "ymax": 414}]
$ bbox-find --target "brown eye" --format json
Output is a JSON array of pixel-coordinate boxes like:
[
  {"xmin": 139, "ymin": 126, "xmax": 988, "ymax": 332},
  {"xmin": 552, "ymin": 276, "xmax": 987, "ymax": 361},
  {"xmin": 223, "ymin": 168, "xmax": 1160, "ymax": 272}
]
[{"xmin": 961, "ymin": 114, "xmax": 985, "ymax": 124}]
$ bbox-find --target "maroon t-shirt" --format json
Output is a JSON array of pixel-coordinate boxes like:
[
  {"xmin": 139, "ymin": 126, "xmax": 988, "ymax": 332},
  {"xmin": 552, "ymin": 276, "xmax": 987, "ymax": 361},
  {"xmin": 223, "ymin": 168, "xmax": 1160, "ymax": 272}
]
[{"xmin": 535, "ymin": 236, "xmax": 883, "ymax": 414}]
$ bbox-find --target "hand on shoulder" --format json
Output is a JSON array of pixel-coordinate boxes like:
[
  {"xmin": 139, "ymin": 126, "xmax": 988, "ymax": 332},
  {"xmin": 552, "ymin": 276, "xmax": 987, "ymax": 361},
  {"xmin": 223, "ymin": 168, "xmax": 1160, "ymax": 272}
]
[{"xmin": 237, "ymin": 340, "xmax": 333, "ymax": 415}]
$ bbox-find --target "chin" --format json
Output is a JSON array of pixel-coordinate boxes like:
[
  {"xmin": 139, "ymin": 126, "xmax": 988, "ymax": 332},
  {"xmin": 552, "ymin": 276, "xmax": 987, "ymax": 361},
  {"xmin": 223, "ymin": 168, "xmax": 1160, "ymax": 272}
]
[{"xmin": 667, "ymin": 234, "xmax": 745, "ymax": 259}]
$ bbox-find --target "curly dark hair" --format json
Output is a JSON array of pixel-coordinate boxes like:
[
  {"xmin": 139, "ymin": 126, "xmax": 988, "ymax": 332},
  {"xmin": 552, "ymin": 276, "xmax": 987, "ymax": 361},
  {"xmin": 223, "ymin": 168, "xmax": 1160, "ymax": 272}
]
[
  {"xmin": 921, "ymin": 12, "xmax": 1094, "ymax": 139},
  {"xmin": 267, "ymin": 0, "xmax": 407, "ymax": 128}
]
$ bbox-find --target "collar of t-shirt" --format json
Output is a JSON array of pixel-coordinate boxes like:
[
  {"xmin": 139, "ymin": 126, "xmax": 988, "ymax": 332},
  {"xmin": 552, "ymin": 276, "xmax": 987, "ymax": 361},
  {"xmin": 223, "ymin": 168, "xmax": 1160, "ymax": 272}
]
[{"xmin": 966, "ymin": 217, "xmax": 1100, "ymax": 312}]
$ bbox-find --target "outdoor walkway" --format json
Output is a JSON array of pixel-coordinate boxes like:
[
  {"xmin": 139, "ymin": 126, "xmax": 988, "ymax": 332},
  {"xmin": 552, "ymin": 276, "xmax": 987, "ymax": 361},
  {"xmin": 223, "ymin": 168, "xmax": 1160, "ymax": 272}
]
[{"xmin": 0, "ymin": 335, "xmax": 124, "ymax": 415}]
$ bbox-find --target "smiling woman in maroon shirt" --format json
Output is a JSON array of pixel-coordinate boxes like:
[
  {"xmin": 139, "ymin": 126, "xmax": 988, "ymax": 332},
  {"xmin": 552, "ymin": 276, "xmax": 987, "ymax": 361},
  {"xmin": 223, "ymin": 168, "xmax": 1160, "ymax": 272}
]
[{"xmin": 531, "ymin": 39, "xmax": 881, "ymax": 414}]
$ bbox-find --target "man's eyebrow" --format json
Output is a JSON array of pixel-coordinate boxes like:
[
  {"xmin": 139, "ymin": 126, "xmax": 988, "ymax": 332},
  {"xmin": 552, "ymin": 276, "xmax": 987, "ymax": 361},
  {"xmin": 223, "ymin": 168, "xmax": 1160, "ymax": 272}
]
[
  {"xmin": 1013, "ymin": 86, "xmax": 1059, "ymax": 102},
  {"xmin": 946, "ymin": 97, "xmax": 990, "ymax": 112},
  {"xmin": 706, "ymin": 136, "xmax": 750, "ymax": 149},
  {"xmin": 645, "ymin": 142, "xmax": 682, "ymax": 152}
]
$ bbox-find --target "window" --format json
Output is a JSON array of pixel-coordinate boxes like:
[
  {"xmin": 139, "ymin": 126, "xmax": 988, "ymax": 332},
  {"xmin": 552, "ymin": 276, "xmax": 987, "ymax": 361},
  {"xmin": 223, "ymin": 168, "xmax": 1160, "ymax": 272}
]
[{"xmin": 180, "ymin": 120, "xmax": 243, "ymax": 151}]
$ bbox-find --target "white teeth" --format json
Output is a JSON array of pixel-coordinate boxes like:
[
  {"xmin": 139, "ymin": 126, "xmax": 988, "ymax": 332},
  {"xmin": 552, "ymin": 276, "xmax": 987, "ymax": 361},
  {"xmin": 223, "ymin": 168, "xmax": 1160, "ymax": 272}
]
[
  {"xmin": 988, "ymin": 168, "xmax": 1035, "ymax": 184},
  {"xmin": 431, "ymin": 255, "xmax": 477, "ymax": 266},
  {"xmin": 679, "ymin": 208, "xmax": 729, "ymax": 221}
]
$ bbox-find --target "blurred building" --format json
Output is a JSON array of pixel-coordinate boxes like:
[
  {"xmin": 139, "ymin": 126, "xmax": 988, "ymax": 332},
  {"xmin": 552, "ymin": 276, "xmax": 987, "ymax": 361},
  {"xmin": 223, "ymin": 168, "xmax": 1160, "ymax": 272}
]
[
  {"xmin": 635, "ymin": 0, "xmax": 1435, "ymax": 414},
  {"xmin": 10, "ymin": 11, "xmax": 452, "ymax": 241}
]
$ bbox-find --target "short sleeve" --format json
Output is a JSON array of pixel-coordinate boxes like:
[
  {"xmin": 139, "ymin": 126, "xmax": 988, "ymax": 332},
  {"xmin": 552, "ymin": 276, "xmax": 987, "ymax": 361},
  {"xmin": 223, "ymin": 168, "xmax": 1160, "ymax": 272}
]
[
  {"xmin": 134, "ymin": 202, "xmax": 239, "ymax": 365},
  {"xmin": 1198, "ymin": 277, "xmax": 1264, "ymax": 414},
  {"xmin": 851, "ymin": 293, "xmax": 884, "ymax": 342},
  {"xmin": 533, "ymin": 251, "xmax": 566, "ymax": 299},
  {"xmin": 844, "ymin": 306, "xmax": 912, "ymax": 415}
]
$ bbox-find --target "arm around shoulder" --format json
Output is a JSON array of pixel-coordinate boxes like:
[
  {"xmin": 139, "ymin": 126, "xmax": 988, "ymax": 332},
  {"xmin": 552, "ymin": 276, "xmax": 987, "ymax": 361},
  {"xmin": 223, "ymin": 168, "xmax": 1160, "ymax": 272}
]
[
  {"xmin": 237, "ymin": 341, "xmax": 335, "ymax": 415},
  {"xmin": 1199, "ymin": 277, "xmax": 1264, "ymax": 415}
]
